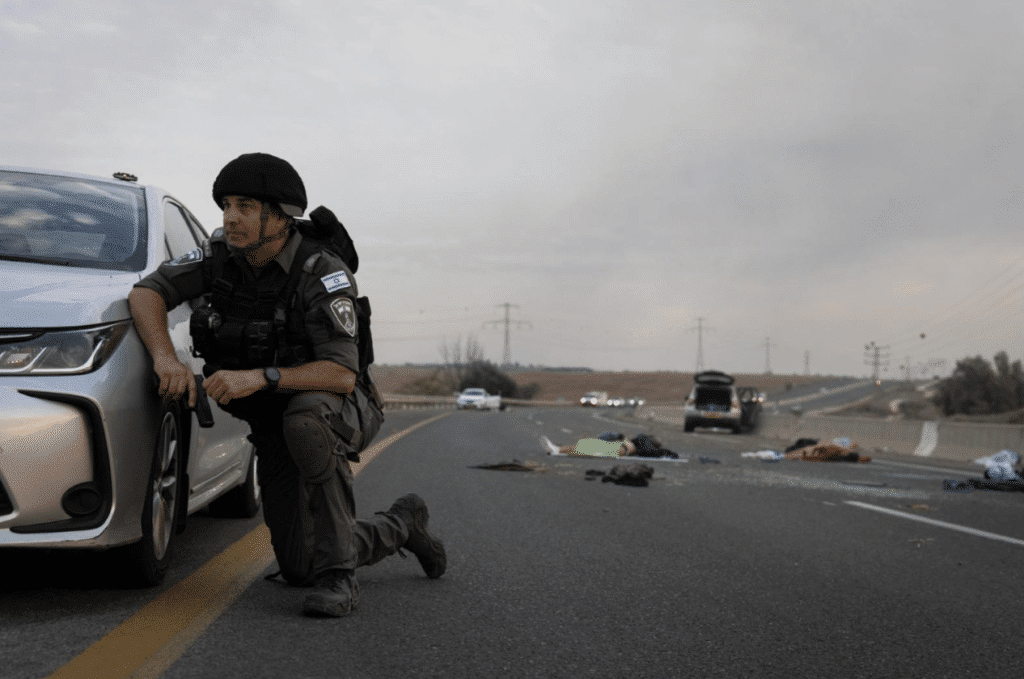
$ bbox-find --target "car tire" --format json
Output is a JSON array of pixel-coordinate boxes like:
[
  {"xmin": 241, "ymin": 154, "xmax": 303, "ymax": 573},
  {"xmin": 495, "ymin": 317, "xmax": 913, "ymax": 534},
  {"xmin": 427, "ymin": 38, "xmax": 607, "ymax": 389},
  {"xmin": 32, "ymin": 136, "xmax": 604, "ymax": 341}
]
[
  {"xmin": 208, "ymin": 447, "xmax": 261, "ymax": 519},
  {"xmin": 684, "ymin": 422, "xmax": 695, "ymax": 433},
  {"xmin": 126, "ymin": 404, "xmax": 185, "ymax": 587}
]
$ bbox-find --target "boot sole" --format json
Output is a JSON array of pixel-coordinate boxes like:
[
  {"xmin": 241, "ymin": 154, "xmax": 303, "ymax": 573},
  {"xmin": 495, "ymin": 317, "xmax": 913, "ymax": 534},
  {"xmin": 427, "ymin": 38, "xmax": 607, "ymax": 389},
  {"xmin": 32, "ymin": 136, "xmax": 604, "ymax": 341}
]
[{"xmin": 302, "ymin": 595, "xmax": 358, "ymax": 618}]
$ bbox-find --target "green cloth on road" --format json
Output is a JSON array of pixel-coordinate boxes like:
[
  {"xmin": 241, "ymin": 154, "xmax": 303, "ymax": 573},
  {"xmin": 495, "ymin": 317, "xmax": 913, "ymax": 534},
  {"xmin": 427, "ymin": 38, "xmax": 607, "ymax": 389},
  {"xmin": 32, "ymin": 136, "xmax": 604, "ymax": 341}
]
[{"xmin": 572, "ymin": 439, "xmax": 622, "ymax": 457}]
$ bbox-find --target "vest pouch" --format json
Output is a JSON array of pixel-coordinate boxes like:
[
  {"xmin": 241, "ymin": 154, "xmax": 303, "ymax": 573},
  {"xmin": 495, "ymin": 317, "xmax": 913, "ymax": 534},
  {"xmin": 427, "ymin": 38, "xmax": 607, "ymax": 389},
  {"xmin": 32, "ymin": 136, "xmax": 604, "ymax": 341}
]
[
  {"xmin": 189, "ymin": 302, "xmax": 222, "ymax": 361},
  {"xmin": 214, "ymin": 319, "xmax": 247, "ymax": 368},
  {"xmin": 243, "ymin": 320, "xmax": 275, "ymax": 365}
]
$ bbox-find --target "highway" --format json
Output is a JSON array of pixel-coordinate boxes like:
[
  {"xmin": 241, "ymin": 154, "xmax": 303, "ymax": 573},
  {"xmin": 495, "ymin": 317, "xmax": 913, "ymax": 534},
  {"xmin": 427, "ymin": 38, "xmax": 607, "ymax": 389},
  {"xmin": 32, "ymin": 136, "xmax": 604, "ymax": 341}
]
[{"xmin": 3, "ymin": 405, "xmax": 1023, "ymax": 678}]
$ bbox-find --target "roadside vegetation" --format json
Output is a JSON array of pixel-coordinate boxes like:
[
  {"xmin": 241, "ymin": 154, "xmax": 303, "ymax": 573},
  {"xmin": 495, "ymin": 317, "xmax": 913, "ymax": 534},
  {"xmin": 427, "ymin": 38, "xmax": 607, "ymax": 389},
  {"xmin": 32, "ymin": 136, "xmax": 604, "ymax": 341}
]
[
  {"xmin": 392, "ymin": 335, "xmax": 539, "ymax": 399},
  {"xmin": 932, "ymin": 351, "xmax": 1024, "ymax": 422}
]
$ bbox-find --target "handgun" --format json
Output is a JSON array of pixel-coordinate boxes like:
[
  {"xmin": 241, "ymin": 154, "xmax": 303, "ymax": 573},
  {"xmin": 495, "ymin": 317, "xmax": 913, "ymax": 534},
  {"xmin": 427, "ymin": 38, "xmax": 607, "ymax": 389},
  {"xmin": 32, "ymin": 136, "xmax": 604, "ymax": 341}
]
[{"xmin": 192, "ymin": 374, "xmax": 215, "ymax": 428}]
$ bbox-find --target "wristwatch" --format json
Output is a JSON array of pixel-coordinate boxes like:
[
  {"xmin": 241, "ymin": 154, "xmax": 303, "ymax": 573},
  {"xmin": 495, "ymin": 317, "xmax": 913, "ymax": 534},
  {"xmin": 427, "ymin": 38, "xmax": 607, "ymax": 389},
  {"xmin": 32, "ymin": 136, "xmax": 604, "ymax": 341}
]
[{"xmin": 263, "ymin": 367, "xmax": 281, "ymax": 392}]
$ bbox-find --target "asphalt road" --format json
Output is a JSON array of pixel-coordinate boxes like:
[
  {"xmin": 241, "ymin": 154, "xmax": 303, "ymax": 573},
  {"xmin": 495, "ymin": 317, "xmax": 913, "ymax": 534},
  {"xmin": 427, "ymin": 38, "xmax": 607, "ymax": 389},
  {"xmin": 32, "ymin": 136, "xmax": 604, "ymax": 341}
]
[{"xmin": 4, "ymin": 406, "xmax": 1024, "ymax": 678}]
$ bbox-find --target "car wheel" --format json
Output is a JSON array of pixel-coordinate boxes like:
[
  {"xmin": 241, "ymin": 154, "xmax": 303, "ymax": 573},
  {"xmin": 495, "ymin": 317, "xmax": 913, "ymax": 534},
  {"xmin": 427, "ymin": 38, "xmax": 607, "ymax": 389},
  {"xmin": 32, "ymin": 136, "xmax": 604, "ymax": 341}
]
[
  {"xmin": 684, "ymin": 422, "xmax": 695, "ymax": 433},
  {"xmin": 208, "ymin": 447, "xmax": 261, "ymax": 519},
  {"xmin": 127, "ymin": 404, "xmax": 184, "ymax": 586}
]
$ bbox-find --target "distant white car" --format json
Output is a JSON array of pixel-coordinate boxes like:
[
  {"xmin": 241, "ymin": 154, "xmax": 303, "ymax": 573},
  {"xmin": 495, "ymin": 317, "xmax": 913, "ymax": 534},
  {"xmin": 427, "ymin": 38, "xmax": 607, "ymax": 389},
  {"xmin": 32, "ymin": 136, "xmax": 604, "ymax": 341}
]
[
  {"xmin": 456, "ymin": 388, "xmax": 502, "ymax": 411},
  {"xmin": 579, "ymin": 391, "xmax": 609, "ymax": 407}
]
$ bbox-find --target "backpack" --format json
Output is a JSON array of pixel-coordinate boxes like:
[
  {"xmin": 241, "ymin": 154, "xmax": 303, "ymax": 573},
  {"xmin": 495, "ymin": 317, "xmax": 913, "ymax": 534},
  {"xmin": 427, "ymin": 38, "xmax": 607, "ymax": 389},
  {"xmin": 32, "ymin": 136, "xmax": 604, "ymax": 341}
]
[{"xmin": 292, "ymin": 205, "xmax": 375, "ymax": 374}]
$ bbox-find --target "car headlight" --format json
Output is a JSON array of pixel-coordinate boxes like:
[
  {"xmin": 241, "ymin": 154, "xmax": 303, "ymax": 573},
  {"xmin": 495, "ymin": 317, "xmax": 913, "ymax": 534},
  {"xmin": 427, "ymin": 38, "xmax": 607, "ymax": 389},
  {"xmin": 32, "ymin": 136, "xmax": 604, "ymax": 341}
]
[{"xmin": 0, "ymin": 321, "xmax": 131, "ymax": 375}]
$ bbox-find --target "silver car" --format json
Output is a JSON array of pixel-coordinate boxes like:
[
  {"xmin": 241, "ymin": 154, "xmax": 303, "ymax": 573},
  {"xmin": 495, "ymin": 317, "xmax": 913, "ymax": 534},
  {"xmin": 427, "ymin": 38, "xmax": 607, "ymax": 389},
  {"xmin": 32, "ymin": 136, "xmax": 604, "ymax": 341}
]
[{"xmin": 0, "ymin": 166, "xmax": 258, "ymax": 585}]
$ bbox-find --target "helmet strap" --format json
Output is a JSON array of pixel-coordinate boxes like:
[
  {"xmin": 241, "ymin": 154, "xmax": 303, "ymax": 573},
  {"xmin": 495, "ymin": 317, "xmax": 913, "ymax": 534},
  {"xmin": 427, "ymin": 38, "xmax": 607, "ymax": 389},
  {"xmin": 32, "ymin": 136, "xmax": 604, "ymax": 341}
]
[{"xmin": 231, "ymin": 203, "xmax": 292, "ymax": 262}]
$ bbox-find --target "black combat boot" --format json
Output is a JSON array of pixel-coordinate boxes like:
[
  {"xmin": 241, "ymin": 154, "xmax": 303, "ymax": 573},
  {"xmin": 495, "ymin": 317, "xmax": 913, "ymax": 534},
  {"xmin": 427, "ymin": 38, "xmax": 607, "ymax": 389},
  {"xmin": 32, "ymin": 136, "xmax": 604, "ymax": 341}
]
[
  {"xmin": 387, "ymin": 493, "xmax": 447, "ymax": 579},
  {"xmin": 302, "ymin": 568, "xmax": 359, "ymax": 618}
]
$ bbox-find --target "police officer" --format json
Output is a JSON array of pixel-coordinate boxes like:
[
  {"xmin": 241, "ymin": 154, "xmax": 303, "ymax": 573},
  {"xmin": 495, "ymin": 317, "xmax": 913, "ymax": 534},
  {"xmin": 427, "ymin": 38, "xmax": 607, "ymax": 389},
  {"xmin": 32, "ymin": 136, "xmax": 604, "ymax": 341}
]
[{"xmin": 128, "ymin": 152, "xmax": 445, "ymax": 617}]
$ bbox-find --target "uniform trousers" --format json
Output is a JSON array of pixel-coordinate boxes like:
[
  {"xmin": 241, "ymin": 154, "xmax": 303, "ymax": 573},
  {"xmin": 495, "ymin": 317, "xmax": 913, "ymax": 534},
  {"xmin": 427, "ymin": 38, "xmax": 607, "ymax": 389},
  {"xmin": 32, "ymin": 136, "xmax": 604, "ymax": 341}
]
[{"xmin": 233, "ymin": 392, "xmax": 406, "ymax": 586}]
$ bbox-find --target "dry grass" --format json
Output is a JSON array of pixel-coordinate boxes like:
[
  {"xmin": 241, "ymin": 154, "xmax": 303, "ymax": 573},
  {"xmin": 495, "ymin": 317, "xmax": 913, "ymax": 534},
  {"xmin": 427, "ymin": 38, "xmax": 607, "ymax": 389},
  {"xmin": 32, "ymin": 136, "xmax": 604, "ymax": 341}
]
[{"xmin": 370, "ymin": 365, "xmax": 839, "ymax": 403}]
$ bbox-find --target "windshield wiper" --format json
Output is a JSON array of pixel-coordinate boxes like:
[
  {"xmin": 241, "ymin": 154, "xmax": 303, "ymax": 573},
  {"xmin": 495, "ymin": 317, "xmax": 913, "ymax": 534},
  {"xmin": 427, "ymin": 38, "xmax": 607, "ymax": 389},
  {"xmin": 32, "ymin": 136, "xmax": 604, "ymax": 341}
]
[{"xmin": 0, "ymin": 254, "xmax": 75, "ymax": 266}]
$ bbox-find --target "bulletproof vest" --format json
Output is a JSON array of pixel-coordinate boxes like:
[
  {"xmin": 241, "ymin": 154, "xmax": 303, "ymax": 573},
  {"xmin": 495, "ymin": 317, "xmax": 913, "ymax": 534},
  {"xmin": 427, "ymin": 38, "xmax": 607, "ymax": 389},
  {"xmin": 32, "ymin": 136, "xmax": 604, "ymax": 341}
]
[
  {"xmin": 189, "ymin": 238, "xmax": 313, "ymax": 371},
  {"xmin": 190, "ymin": 232, "xmax": 375, "ymax": 377}
]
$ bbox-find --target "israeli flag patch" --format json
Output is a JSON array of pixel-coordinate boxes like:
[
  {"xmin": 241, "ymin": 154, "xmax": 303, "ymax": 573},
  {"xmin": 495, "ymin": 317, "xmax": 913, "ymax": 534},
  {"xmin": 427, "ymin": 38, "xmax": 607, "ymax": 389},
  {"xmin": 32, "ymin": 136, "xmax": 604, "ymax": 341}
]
[
  {"xmin": 167, "ymin": 247, "xmax": 203, "ymax": 266},
  {"xmin": 320, "ymin": 271, "xmax": 351, "ymax": 293}
]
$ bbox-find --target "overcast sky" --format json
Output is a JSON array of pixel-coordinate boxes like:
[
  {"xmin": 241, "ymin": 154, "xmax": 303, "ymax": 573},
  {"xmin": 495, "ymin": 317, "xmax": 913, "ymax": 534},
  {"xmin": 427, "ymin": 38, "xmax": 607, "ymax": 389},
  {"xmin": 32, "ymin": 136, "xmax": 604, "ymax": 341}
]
[{"xmin": 3, "ymin": 0, "xmax": 1023, "ymax": 377}]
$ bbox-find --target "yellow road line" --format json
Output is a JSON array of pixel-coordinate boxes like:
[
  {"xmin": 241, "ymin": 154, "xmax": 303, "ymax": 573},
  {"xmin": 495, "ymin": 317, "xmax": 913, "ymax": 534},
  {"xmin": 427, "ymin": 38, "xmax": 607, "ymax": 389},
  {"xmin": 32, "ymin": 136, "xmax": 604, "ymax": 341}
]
[{"xmin": 47, "ymin": 411, "xmax": 450, "ymax": 679}]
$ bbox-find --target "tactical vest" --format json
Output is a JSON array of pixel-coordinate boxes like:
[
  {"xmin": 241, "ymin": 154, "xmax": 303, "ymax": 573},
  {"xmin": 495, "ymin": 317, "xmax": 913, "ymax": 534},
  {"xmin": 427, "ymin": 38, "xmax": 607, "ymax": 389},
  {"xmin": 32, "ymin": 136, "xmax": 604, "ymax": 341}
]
[{"xmin": 190, "ymin": 233, "xmax": 374, "ymax": 377}]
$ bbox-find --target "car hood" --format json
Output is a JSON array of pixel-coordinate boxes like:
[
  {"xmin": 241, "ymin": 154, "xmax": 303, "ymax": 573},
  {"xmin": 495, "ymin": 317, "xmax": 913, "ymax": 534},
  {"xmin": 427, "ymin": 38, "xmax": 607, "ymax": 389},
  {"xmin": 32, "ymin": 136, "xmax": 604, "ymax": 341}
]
[{"xmin": 0, "ymin": 261, "xmax": 141, "ymax": 327}]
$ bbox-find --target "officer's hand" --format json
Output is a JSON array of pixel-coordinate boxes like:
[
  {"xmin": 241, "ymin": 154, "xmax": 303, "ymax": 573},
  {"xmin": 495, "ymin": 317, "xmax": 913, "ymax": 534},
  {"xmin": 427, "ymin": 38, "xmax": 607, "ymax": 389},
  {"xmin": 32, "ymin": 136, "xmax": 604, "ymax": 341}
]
[
  {"xmin": 203, "ymin": 369, "xmax": 265, "ymax": 405},
  {"xmin": 153, "ymin": 355, "xmax": 196, "ymax": 409}
]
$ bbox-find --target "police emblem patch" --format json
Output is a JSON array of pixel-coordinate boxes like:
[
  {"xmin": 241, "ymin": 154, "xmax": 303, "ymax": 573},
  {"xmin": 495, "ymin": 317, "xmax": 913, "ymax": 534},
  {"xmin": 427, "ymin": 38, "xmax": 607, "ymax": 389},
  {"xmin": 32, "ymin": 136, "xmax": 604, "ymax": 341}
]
[
  {"xmin": 320, "ymin": 271, "xmax": 351, "ymax": 293},
  {"xmin": 167, "ymin": 247, "xmax": 203, "ymax": 266},
  {"xmin": 328, "ymin": 297, "xmax": 357, "ymax": 336}
]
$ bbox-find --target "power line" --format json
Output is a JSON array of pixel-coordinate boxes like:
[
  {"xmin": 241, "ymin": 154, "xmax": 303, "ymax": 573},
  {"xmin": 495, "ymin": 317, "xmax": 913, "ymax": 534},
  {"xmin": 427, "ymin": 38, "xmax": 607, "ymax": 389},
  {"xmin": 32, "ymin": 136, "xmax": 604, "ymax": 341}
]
[
  {"xmin": 762, "ymin": 336, "xmax": 776, "ymax": 375},
  {"xmin": 688, "ymin": 317, "xmax": 713, "ymax": 372},
  {"xmin": 864, "ymin": 341, "xmax": 890, "ymax": 381},
  {"xmin": 483, "ymin": 303, "xmax": 531, "ymax": 367}
]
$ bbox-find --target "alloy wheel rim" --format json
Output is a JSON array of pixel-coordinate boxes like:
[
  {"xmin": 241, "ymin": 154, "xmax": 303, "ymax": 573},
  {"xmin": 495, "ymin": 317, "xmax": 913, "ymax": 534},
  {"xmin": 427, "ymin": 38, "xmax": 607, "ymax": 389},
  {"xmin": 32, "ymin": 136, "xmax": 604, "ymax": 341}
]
[{"xmin": 150, "ymin": 411, "xmax": 179, "ymax": 561}]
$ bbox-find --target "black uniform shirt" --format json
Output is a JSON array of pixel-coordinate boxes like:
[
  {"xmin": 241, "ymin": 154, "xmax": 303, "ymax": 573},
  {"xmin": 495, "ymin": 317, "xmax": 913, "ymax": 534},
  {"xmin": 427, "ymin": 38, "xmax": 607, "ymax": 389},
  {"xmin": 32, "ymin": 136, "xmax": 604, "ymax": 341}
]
[{"xmin": 133, "ymin": 230, "xmax": 360, "ymax": 373}]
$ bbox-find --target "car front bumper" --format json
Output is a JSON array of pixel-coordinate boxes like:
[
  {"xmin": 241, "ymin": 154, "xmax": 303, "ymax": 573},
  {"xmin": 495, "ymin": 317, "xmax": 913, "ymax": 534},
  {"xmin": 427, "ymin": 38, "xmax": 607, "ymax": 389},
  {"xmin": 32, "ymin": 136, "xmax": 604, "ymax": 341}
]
[{"xmin": 0, "ymin": 330, "xmax": 161, "ymax": 548}]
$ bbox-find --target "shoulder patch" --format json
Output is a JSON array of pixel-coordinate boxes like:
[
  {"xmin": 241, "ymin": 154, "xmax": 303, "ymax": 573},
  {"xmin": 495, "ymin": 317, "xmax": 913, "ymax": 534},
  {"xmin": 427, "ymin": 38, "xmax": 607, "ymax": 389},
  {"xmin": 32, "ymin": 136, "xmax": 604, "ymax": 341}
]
[
  {"xmin": 320, "ymin": 270, "xmax": 351, "ymax": 293},
  {"xmin": 167, "ymin": 247, "xmax": 203, "ymax": 266},
  {"xmin": 327, "ymin": 297, "xmax": 357, "ymax": 336}
]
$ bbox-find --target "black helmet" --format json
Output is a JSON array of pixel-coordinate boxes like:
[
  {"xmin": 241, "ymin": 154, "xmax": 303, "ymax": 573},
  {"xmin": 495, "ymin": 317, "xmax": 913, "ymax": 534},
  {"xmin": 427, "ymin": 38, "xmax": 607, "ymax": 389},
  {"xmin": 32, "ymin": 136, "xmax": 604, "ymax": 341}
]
[{"xmin": 212, "ymin": 152, "xmax": 307, "ymax": 217}]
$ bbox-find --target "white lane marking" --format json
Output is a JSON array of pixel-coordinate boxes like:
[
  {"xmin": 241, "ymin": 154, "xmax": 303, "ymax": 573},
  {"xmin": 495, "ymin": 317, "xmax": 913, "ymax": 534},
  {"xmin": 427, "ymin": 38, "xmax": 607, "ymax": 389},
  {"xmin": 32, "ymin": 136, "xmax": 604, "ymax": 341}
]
[{"xmin": 845, "ymin": 501, "xmax": 1024, "ymax": 547}]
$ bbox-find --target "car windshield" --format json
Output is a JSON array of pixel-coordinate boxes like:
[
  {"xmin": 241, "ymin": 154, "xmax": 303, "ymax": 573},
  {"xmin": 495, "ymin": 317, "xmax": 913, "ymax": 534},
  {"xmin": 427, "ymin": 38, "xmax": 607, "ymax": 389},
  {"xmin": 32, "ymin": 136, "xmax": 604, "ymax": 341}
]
[
  {"xmin": 464, "ymin": 389, "xmax": 484, "ymax": 395},
  {"xmin": 0, "ymin": 170, "xmax": 148, "ymax": 271}
]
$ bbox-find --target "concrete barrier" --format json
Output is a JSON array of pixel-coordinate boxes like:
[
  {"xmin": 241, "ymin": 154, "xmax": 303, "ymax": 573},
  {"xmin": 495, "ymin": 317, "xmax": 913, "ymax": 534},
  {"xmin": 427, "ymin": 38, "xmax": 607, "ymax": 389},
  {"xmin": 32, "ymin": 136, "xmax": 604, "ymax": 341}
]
[{"xmin": 636, "ymin": 405, "xmax": 1024, "ymax": 465}]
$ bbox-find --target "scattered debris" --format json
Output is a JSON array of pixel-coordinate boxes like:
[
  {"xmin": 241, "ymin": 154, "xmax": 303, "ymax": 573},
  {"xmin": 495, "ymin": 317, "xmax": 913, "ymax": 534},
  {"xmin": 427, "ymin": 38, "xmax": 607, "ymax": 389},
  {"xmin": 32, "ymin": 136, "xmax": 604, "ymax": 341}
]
[
  {"xmin": 698, "ymin": 457, "xmax": 721, "ymax": 464},
  {"xmin": 973, "ymin": 450, "xmax": 1023, "ymax": 482},
  {"xmin": 586, "ymin": 463, "xmax": 656, "ymax": 487},
  {"xmin": 906, "ymin": 504, "xmax": 934, "ymax": 512},
  {"xmin": 742, "ymin": 450, "xmax": 784, "ymax": 462},
  {"xmin": 943, "ymin": 478, "xmax": 1024, "ymax": 493},
  {"xmin": 908, "ymin": 538, "xmax": 935, "ymax": 548},
  {"xmin": 943, "ymin": 450, "xmax": 1024, "ymax": 492},
  {"xmin": 471, "ymin": 460, "xmax": 545, "ymax": 472}
]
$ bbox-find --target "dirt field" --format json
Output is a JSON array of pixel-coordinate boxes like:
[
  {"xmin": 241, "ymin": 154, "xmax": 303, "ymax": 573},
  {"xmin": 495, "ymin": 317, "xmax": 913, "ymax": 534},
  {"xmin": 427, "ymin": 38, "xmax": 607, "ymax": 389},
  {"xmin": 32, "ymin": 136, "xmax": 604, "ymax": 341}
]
[{"xmin": 370, "ymin": 364, "xmax": 838, "ymax": 403}]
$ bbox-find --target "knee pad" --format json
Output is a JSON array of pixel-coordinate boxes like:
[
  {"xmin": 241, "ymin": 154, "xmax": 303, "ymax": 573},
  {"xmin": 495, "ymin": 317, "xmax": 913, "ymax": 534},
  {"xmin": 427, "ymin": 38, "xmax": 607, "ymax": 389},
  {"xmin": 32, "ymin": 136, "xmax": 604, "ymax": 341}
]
[{"xmin": 282, "ymin": 399, "xmax": 339, "ymax": 484}]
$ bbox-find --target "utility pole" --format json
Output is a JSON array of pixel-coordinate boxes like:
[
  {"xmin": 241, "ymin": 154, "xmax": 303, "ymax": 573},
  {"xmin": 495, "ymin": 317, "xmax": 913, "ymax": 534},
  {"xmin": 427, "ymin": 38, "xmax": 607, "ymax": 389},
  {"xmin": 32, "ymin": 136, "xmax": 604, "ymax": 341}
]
[
  {"xmin": 804, "ymin": 350, "xmax": 811, "ymax": 376},
  {"xmin": 483, "ymin": 303, "xmax": 531, "ymax": 368},
  {"xmin": 864, "ymin": 342, "xmax": 890, "ymax": 382},
  {"xmin": 689, "ymin": 317, "xmax": 712, "ymax": 372},
  {"xmin": 762, "ymin": 337, "xmax": 775, "ymax": 375}
]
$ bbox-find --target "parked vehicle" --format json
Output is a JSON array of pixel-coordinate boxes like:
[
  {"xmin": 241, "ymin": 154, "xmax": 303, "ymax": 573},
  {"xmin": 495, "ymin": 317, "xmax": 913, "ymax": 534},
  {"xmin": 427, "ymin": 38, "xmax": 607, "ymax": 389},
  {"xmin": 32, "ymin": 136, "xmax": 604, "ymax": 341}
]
[
  {"xmin": 0, "ymin": 166, "xmax": 258, "ymax": 585},
  {"xmin": 456, "ymin": 387, "xmax": 502, "ymax": 410},
  {"xmin": 580, "ymin": 391, "xmax": 609, "ymax": 407},
  {"xmin": 684, "ymin": 370, "xmax": 746, "ymax": 433}
]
